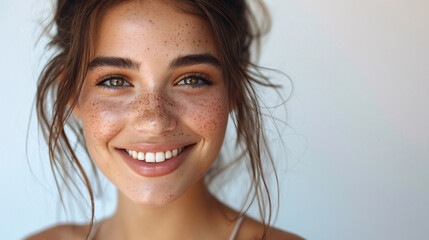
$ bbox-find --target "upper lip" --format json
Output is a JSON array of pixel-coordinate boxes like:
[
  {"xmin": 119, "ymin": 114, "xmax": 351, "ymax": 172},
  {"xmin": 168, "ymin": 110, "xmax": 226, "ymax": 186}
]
[{"xmin": 118, "ymin": 142, "xmax": 195, "ymax": 153}]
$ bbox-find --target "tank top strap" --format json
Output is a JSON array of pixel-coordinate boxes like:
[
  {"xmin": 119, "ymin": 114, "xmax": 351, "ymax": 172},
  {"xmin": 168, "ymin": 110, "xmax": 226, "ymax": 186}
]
[
  {"xmin": 228, "ymin": 215, "xmax": 245, "ymax": 240},
  {"xmin": 87, "ymin": 221, "xmax": 101, "ymax": 240}
]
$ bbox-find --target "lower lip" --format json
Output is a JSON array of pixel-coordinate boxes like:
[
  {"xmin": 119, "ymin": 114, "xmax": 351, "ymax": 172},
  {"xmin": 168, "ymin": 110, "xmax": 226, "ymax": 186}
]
[{"xmin": 118, "ymin": 146, "xmax": 193, "ymax": 177}]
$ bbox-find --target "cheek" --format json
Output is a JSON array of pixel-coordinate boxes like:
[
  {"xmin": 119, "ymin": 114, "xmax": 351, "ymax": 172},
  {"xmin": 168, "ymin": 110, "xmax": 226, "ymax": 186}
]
[
  {"xmin": 181, "ymin": 93, "xmax": 229, "ymax": 138},
  {"xmin": 79, "ymin": 98, "xmax": 130, "ymax": 144}
]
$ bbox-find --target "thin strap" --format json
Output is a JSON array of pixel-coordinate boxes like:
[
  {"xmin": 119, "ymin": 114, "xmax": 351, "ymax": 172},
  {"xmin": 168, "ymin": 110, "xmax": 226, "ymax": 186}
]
[
  {"xmin": 228, "ymin": 216, "xmax": 245, "ymax": 240},
  {"xmin": 87, "ymin": 221, "xmax": 101, "ymax": 240}
]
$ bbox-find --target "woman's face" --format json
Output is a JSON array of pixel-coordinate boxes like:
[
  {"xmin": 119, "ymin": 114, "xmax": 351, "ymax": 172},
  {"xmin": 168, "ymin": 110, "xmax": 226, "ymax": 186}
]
[{"xmin": 74, "ymin": 0, "xmax": 229, "ymax": 206}]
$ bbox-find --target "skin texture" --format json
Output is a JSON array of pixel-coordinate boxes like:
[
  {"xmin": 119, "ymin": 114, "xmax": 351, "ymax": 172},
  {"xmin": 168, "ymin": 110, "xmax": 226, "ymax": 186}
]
[
  {"xmin": 25, "ymin": 1, "xmax": 304, "ymax": 239},
  {"xmin": 77, "ymin": 1, "xmax": 236, "ymax": 239},
  {"xmin": 76, "ymin": 0, "xmax": 228, "ymax": 207}
]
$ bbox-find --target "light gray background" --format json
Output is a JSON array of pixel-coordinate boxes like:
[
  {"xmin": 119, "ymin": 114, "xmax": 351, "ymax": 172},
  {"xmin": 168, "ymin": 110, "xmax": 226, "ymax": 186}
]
[{"xmin": 1, "ymin": 0, "xmax": 428, "ymax": 239}]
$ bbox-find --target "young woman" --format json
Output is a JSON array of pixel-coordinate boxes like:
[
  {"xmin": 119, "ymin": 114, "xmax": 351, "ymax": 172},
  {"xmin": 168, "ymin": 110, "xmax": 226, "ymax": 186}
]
[{"xmin": 27, "ymin": 0, "xmax": 303, "ymax": 239}]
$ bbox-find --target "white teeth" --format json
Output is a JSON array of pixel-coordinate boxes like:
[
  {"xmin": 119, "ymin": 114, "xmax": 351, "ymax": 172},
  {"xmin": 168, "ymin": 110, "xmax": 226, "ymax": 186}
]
[
  {"xmin": 145, "ymin": 152, "xmax": 156, "ymax": 162},
  {"xmin": 126, "ymin": 146, "xmax": 187, "ymax": 163},
  {"xmin": 165, "ymin": 150, "xmax": 172, "ymax": 159},
  {"xmin": 156, "ymin": 152, "xmax": 165, "ymax": 162}
]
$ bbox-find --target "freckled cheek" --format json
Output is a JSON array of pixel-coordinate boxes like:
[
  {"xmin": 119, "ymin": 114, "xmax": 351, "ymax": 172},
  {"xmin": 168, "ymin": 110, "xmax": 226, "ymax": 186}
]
[
  {"xmin": 181, "ymin": 95, "xmax": 229, "ymax": 137},
  {"xmin": 79, "ymin": 99, "xmax": 130, "ymax": 142}
]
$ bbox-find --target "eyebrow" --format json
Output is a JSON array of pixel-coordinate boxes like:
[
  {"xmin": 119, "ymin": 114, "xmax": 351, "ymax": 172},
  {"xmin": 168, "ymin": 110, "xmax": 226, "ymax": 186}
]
[
  {"xmin": 170, "ymin": 53, "xmax": 221, "ymax": 69},
  {"xmin": 88, "ymin": 56, "xmax": 140, "ymax": 70},
  {"xmin": 87, "ymin": 53, "xmax": 221, "ymax": 71}
]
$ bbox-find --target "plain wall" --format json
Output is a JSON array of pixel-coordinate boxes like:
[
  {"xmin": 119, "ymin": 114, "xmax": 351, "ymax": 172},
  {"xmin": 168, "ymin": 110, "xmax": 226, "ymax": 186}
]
[{"xmin": 1, "ymin": 0, "xmax": 428, "ymax": 239}]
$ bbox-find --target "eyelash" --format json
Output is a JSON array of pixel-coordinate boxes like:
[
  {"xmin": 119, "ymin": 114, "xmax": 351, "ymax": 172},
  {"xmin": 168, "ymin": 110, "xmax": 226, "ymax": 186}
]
[
  {"xmin": 95, "ymin": 72, "xmax": 211, "ymax": 90},
  {"xmin": 175, "ymin": 72, "xmax": 212, "ymax": 88},
  {"xmin": 96, "ymin": 75, "xmax": 131, "ymax": 90}
]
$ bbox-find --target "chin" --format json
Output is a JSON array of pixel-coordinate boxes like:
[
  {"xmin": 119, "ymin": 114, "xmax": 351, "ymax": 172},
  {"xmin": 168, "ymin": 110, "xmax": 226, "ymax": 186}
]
[{"xmin": 118, "ymin": 180, "xmax": 190, "ymax": 207}]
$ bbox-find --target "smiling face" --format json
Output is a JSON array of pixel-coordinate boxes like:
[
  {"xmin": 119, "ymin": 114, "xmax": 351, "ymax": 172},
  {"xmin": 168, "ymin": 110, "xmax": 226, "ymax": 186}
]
[{"xmin": 74, "ymin": 0, "xmax": 229, "ymax": 206}]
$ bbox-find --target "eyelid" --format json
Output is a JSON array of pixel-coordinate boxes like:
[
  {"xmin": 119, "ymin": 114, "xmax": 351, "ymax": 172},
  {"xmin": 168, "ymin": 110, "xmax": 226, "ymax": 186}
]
[
  {"xmin": 95, "ymin": 74, "xmax": 132, "ymax": 88},
  {"xmin": 175, "ymin": 72, "xmax": 212, "ymax": 86}
]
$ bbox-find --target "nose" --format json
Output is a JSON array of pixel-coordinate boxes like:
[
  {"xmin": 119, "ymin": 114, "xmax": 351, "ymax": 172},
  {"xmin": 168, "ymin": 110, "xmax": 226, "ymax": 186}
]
[{"xmin": 132, "ymin": 90, "xmax": 176, "ymax": 135}]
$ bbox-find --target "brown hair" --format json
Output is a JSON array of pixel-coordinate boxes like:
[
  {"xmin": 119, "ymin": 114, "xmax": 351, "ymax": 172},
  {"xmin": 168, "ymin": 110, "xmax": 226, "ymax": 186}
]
[{"xmin": 36, "ymin": 0, "xmax": 280, "ymax": 239}]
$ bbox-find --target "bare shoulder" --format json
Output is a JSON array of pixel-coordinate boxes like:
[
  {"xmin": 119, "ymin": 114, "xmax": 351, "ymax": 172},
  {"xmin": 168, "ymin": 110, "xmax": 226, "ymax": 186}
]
[
  {"xmin": 267, "ymin": 227, "xmax": 305, "ymax": 240},
  {"xmin": 238, "ymin": 216, "xmax": 305, "ymax": 240},
  {"xmin": 24, "ymin": 223, "xmax": 89, "ymax": 240}
]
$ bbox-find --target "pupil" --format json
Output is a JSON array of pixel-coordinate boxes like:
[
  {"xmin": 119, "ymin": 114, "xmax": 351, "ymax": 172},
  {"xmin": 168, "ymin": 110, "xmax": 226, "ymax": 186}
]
[
  {"xmin": 185, "ymin": 77, "xmax": 197, "ymax": 85},
  {"xmin": 111, "ymin": 79, "xmax": 122, "ymax": 86}
]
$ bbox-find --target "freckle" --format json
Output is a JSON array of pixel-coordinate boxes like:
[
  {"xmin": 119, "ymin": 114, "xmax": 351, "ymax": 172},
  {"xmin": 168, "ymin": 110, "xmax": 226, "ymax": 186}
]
[
  {"xmin": 205, "ymin": 40, "xmax": 208, "ymax": 43},
  {"xmin": 176, "ymin": 43, "xmax": 179, "ymax": 47},
  {"xmin": 186, "ymin": 23, "xmax": 188, "ymax": 26},
  {"xmin": 147, "ymin": 47, "xmax": 150, "ymax": 50}
]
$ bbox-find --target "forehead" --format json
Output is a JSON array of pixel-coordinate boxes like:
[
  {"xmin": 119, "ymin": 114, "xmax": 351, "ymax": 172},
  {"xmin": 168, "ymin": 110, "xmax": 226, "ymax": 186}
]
[{"xmin": 94, "ymin": 0, "xmax": 219, "ymax": 59}]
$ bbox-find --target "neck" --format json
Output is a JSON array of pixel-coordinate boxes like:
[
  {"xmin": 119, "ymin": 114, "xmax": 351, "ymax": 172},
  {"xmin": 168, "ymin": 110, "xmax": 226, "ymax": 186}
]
[{"xmin": 101, "ymin": 180, "xmax": 235, "ymax": 240}]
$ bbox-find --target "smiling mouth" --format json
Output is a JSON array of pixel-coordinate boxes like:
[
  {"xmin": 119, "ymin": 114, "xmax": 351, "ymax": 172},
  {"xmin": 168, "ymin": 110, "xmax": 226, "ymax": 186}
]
[{"xmin": 122, "ymin": 145, "xmax": 192, "ymax": 163}]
